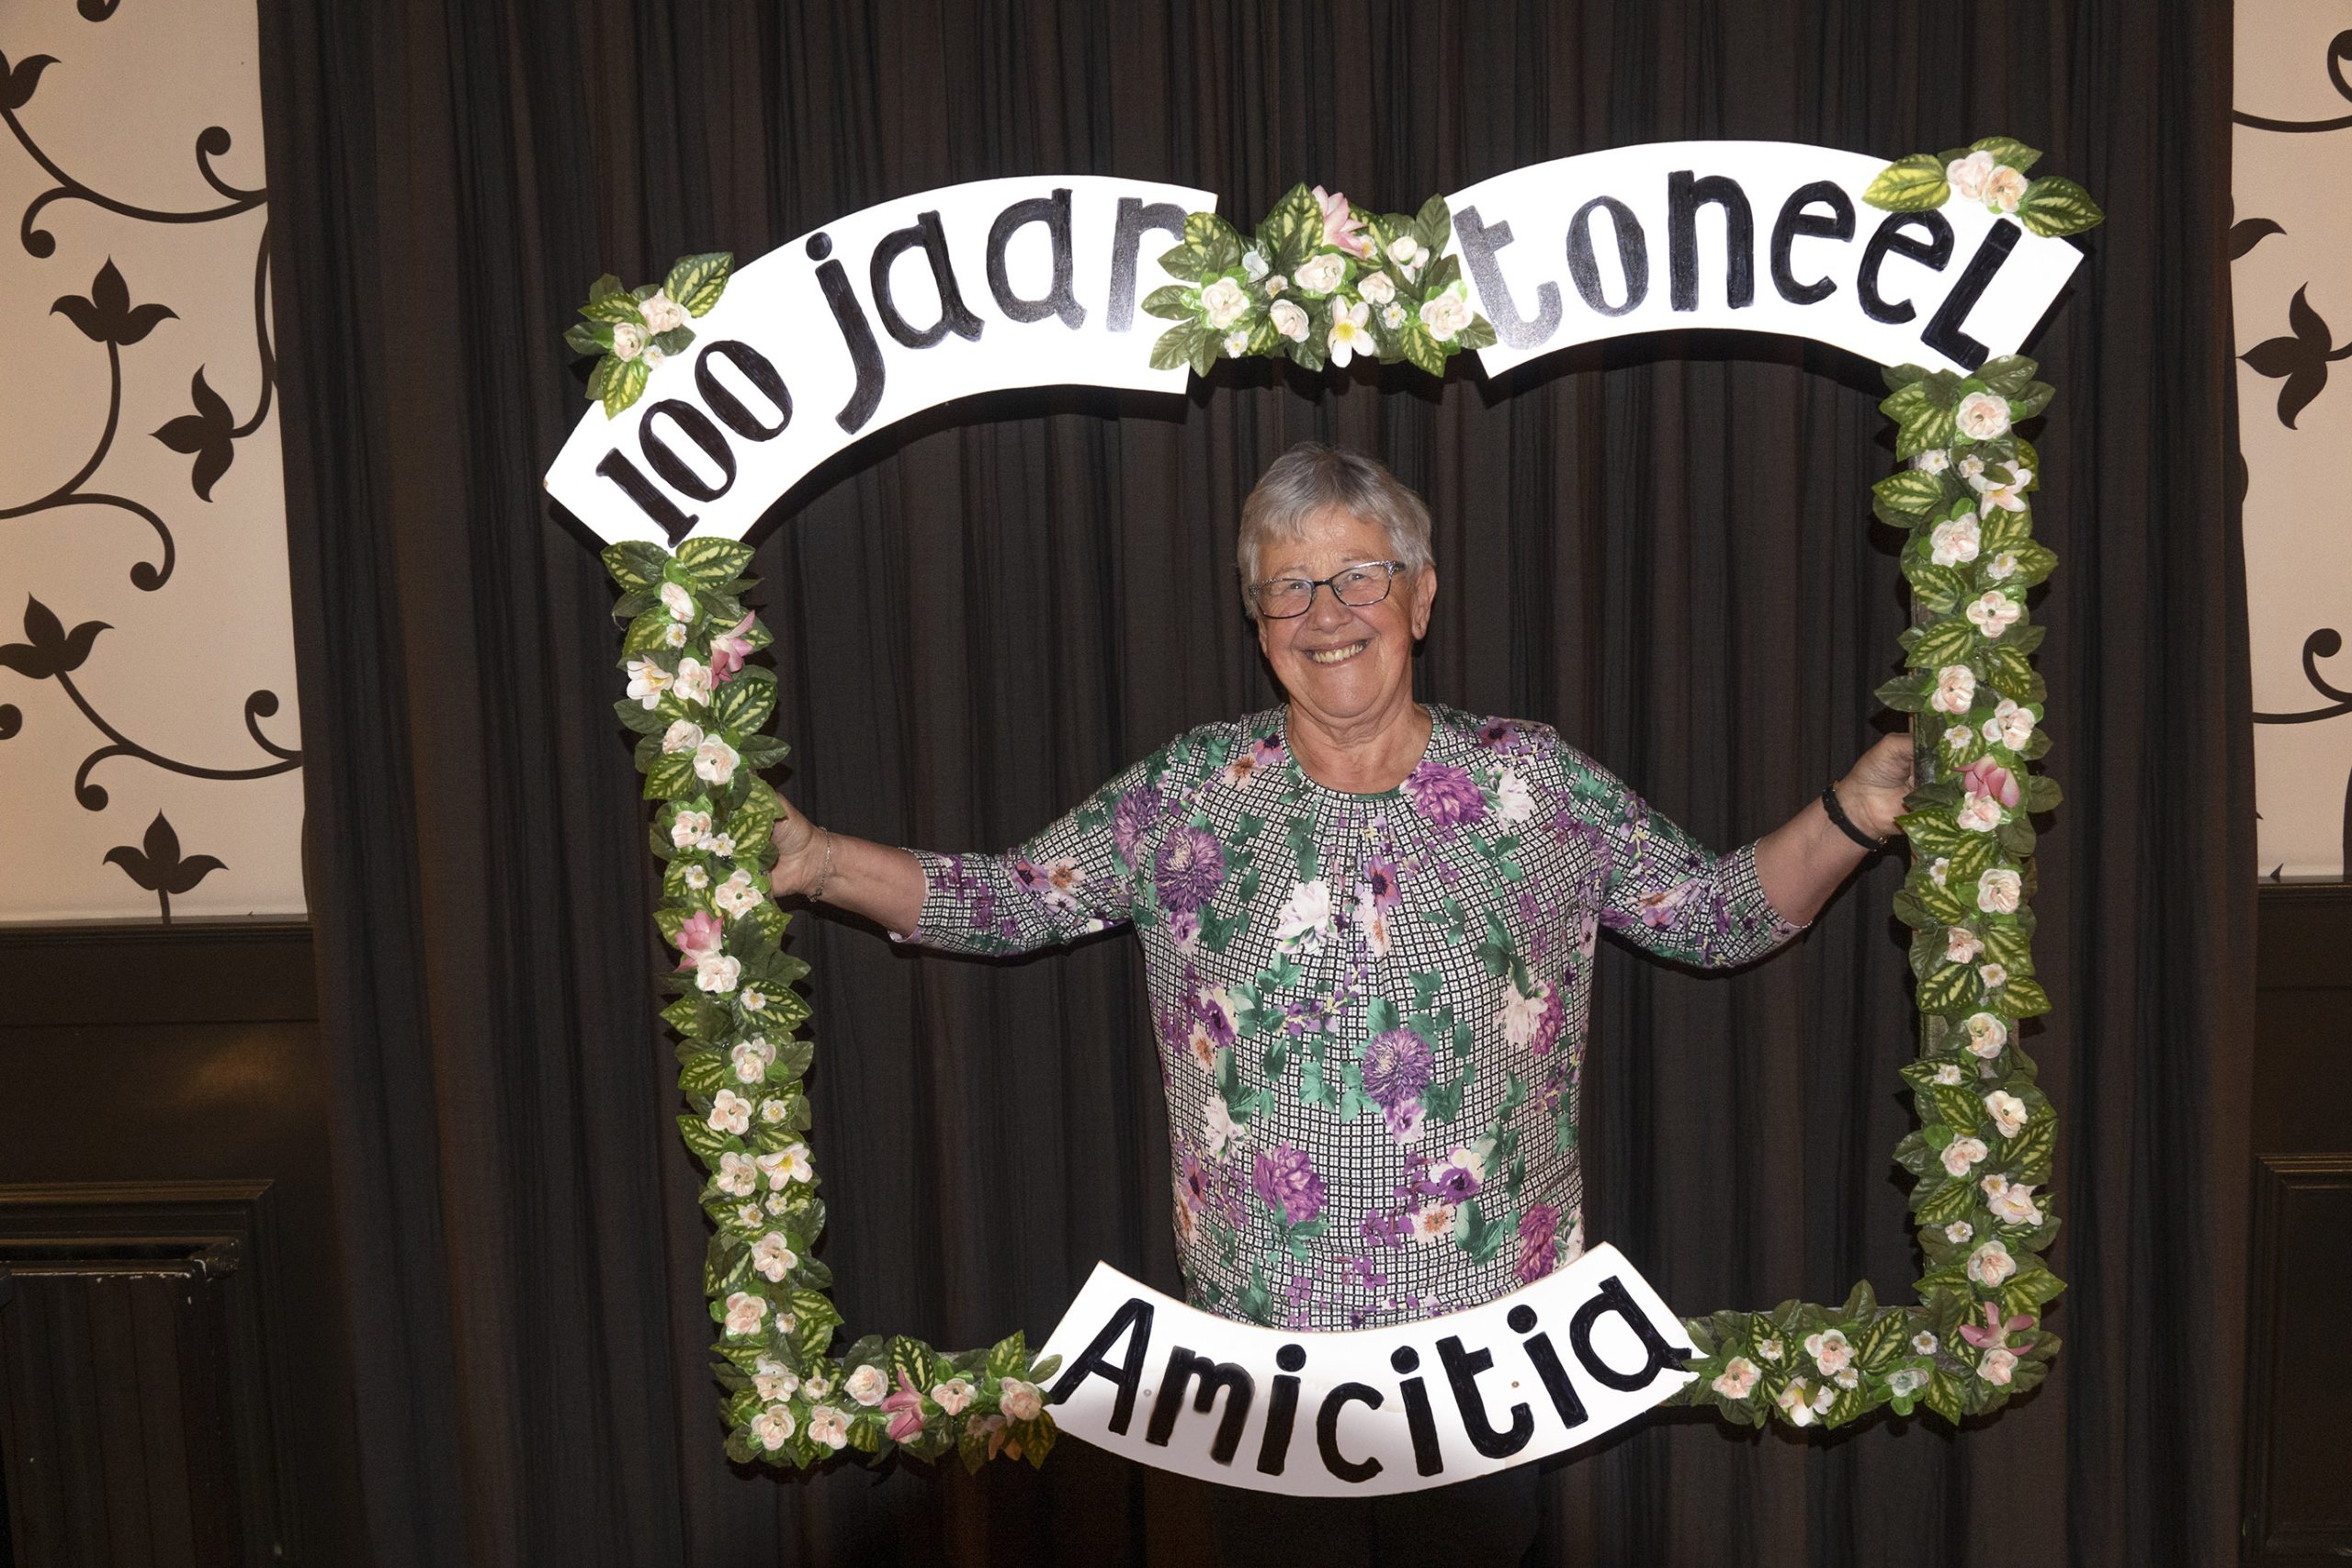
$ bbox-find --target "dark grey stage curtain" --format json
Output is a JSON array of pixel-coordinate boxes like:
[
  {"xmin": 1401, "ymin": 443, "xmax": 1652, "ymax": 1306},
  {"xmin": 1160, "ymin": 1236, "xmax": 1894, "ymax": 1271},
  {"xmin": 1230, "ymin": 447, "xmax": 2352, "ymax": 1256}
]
[{"xmin": 254, "ymin": 3, "xmax": 2252, "ymax": 1564}]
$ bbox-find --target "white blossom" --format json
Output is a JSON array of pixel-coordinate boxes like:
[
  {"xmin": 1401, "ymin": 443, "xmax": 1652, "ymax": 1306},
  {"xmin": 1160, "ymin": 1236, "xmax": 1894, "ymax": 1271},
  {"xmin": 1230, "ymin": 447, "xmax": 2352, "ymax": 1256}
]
[
  {"xmin": 673, "ymin": 658, "xmax": 715, "ymax": 706},
  {"xmin": 1419, "ymin": 290, "xmax": 1471, "ymax": 342},
  {"xmin": 1931, "ymin": 664, "xmax": 1978, "ymax": 716},
  {"xmin": 807, "ymin": 1405, "xmax": 850, "ymax": 1450},
  {"xmin": 695, "ymin": 953, "xmax": 742, "ymax": 994},
  {"xmin": 723, "ymin": 1291, "xmax": 766, "ymax": 1336},
  {"xmin": 1200, "ymin": 276, "xmax": 1252, "ymax": 330},
  {"xmin": 1984, "ymin": 1089, "xmax": 2029, "ymax": 1137},
  {"xmin": 1000, "ymin": 1378, "xmax": 1045, "ymax": 1421},
  {"xmin": 1954, "ymin": 390, "xmax": 2012, "ymax": 441},
  {"xmin": 1940, "ymin": 1135, "xmax": 1990, "ymax": 1178},
  {"xmin": 1966, "ymin": 591, "xmax": 2022, "ymax": 637},
  {"xmin": 625, "ymin": 659, "xmax": 672, "ymax": 710},
  {"xmin": 662, "ymin": 718, "xmax": 704, "ymax": 754},
  {"xmin": 752, "ymin": 1232, "xmax": 798, "ymax": 1282},
  {"xmin": 846, "ymin": 1364, "xmax": 888, "ymax": 1407},
  {"xmin": 752, "ymin": 1404, "xmax": 796, "ymax": 1450},
  {"xmin": 1977, "ymin": 868, "xmax": 2023, "ymax": 914},
  {"xmin": 1269, "ymin": 299, "xmax": 1308, "ymax": 342},
  {"xmin": 1358, "ymin": 270, "xmax": 1396, "ymax": 304},
  {"xmin": 1930, "ymin": 514, "xmax": 1982, "ymax": 567},
  {"xmin": 1294, "ymin": 253, "xmax": 1347, "ymax": 295},
  {"xmin": 661, "ymin": 581, "xmax": 697, "ymax": 622},
  {"xmin": 1964, "ymin": 1011, "xmax": 2009, "ymax": 1058},
  {"xmin": 1967, "ymin": 1239, "xmax": 2018, "ymax": 1288},
  {"xmin": 694, "ymin": 737, "xmax": 740, "ymax": 787},
  {"xmin": 709, "ymin": 1089, "xmax": 752, "ymax": 1134}
]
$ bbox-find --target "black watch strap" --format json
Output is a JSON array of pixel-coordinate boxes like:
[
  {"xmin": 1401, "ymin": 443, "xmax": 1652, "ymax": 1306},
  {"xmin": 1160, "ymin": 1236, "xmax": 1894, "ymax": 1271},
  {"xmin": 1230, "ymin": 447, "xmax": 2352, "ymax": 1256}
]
[{"xmin": 1821, "ymin": 782, "xmax": 1889, "ymax": 852}]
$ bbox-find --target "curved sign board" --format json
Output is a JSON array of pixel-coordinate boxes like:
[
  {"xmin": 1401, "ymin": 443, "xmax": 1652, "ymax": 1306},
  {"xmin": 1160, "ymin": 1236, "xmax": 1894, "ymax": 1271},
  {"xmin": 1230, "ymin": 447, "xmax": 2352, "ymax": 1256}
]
[
  {"xmin": 1040, "ymin": 1245, "xmax": 1693, "ymax": 1495},
  {"xmin": 543, "ymin": 143, "xmax": 2082, "ymax": 547}
]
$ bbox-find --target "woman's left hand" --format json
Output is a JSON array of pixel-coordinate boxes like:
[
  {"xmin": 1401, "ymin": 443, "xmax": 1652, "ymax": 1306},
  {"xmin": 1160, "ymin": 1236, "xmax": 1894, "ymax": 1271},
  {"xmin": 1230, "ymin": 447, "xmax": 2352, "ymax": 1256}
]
[{"xmin": 1836, "ymin": 732, "xmax": 1916, "ymax": 843}]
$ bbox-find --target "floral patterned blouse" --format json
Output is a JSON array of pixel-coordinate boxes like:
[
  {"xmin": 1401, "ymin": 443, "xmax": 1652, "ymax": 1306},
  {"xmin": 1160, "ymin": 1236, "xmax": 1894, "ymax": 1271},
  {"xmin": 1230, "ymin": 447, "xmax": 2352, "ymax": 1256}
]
[{"xmin": 903, "ymin": 704, "xmax": 1799, "ymax": 1331}]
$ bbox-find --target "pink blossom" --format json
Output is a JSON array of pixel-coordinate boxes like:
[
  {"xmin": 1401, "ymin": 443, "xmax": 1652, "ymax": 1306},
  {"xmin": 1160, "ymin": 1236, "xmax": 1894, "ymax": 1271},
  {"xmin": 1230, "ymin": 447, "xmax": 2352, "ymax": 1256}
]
[
  {"xmin": 709, "ymin": 615, "xmax": 757, "ymax": 683},
  {"xmin": 1312, "ymin": 186, "xmax": 1374, "ymax": 258},
  {"xmin": 882, "ymin": 1369, "xmax": 928, "ymax": 1443},
  {"xmin": 674, "ymin": 909, "xmax": 724, "ymax": 968},
  {"xmin": 1961, "ymin": 755, "xmax": 2022, "ymax": 808}
]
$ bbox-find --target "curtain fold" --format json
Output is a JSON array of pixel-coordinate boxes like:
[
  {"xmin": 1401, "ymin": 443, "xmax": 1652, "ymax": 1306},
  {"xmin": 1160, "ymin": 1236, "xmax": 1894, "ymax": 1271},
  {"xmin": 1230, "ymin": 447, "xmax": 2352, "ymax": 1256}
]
[{"xmin": 255, "ymin": 2, "xmax": 2250, "ymax": 1563}]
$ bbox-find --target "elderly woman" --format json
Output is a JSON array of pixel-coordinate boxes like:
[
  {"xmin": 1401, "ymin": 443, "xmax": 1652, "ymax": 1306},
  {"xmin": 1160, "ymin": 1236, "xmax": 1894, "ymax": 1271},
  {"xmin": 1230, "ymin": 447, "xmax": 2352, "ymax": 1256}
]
[{"xmin": 769, "ymin": 442, "xmax": 1909, "ymax": 1331}]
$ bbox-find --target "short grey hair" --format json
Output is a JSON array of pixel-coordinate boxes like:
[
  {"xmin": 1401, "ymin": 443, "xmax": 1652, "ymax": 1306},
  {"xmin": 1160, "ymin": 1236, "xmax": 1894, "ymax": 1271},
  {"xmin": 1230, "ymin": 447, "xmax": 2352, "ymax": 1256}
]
[{"xmin": 1236, "ymin": 443, "xmax": 1434, "ymax": 617}]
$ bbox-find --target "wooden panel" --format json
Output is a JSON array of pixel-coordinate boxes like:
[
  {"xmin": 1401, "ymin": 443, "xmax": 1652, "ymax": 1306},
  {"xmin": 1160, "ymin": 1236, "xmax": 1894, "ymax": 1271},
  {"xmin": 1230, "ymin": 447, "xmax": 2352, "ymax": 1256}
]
[
  {"xmin": 2246, "ymin": 886, "xmax": 2352, "ymax": 1566},
  {"xmin": 0, "ymin": 1184, "xmax": 280, "ymax": 1568}
]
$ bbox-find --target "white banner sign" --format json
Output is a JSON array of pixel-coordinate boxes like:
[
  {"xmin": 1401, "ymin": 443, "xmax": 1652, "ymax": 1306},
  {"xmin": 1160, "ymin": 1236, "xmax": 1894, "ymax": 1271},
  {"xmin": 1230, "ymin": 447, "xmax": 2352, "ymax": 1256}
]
[
  {"xmin": 546, "ymin": 145, "xmax": 2084, "ymax": 547},
  {"xmin": 1446, "ymin": 141, "xmax": 2080, "ymax": 378},
  {"xmin": 1039, "ymin": 1244, "xmax": 1693, "ymax": 1495},
  {"xmin": 545, "ymin": 175, "xmax": 1213, "ymax": 547}
]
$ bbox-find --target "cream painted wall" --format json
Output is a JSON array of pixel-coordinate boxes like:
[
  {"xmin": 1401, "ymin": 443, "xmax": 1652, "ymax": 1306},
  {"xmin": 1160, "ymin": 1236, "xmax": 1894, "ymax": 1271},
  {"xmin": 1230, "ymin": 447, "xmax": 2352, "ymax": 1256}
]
[
  {"xmin": 0, "ymin": 0, "xmax": 303, "ymax": 920},
  {"xmin": 2235, "ymin": 2, "xmax": 2352, "ymax": 880}
]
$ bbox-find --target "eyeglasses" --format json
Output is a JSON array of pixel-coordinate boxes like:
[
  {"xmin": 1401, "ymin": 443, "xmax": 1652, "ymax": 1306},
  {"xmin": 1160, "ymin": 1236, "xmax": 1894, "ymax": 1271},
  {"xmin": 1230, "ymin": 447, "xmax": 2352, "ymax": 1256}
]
[{"xmin": 1248, "ymin": 560, "xmax": 1408, "ymax": 619}]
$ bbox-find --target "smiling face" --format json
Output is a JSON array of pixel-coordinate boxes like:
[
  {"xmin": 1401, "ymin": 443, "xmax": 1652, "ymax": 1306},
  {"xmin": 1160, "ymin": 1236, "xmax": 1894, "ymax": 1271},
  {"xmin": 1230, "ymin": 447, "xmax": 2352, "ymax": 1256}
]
[{"xmin": 1253, "ymin": 506, "xmax": 1437, "ymax": 736}]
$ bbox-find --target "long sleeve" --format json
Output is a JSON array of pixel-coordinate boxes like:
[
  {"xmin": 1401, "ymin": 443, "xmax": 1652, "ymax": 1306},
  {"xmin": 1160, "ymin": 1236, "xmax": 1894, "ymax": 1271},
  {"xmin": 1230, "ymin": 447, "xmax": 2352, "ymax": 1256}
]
[
  {"xmin": 1555, "ymin": 743, "xmax": 1802, "ymax": 969},
  {"xmin": 896, "ymin": 750, "xmax": 1163, "ymax": 957}
]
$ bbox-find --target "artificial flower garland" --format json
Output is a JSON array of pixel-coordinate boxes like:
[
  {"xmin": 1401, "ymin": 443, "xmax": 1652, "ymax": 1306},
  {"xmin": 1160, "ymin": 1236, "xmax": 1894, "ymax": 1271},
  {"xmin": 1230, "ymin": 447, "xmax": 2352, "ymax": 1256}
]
[{"xmin": 585, "ymin": 141, "xmax": 2100, "ymax": 1467}]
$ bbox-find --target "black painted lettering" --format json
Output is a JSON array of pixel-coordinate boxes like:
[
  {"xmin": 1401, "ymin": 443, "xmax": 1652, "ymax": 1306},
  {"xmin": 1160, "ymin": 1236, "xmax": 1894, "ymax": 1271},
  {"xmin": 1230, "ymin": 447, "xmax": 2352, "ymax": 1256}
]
[
  {"xmin": 1256, "ymin": 1342, "xmax": 1306, "ymax": 1475},
  {"xmin": 694, "ymin": 340, "xmax": 790, "ymax": 441},
  {"xmin": 1858, "ymin": 210, "xmax": 1955, "ymax": 325},
  {"xmin": 1144, "ymin": 1346, "xmax": 1255, "ymax": 1465},
  {"xmin": 809, "ymin": 231, "xmax": 886, "ymax": 434},
  {"xmin": 1921, "ymin": 221, "xmax": 2022, "ymax": 371},
  {"xmin": 1454, "ymin": 204, "xmax": 1562, "ymax": 349},
  {"xmin": 1315, "ymin": 1382, "xmax": 1385, "ymax": 1483},
  {"xmin": 1436, "ymin": 1335, "xmax": 1533, "ymax": 1459},
  {"xmin": 1389, "ymin": 1346, "xmax": 1444, "ymax": 1477},
  {"xmin": 1565, "ymin": 196, "xmax": 1649, "ymax": 318},
  {"xmin": 869, "ymin": 209, "xmax": 984, "ymax": 349},
  {"xmin": 593, "ymin": 448, "xmax": 695, "ymax": 545},
  {"xmin": 639, "ymin": 400, "xmax": 734, "ymax": 502},
  {"xmin": 1510, "ymin": 1302, "xmax": 1589, "ymax": 1430},
  {"xmin": 1568, "ymin": 1276, "xmax": 1693, "ymax": 1393},
  {"xmin": 987, "ymin": 188, "xmax": 1086, "ymax": 329},
  {"xmin": 1046, "ymin": 1295, "xmax": 1155, "ymax": 1436},
  {"xmin": 1770, "ymin": 180, "xmax": 1855, "ymax": 306},
  {"xmin": 1667, "ymin": 171, "xmax": 1755, "ymax": 310},
  {"xmin": 1108, "ymin": 197, "xmax": 1188, "ymax": 333}
]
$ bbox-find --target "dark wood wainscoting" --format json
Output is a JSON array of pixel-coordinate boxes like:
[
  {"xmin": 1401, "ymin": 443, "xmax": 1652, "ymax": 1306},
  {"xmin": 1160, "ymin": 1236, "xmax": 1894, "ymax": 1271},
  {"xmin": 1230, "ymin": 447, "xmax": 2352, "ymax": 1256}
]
[
  {"xmin": 2245, "ymin": 885, "xmax": 2352, "ymax": 1565},
  {"xmin": 0, "ymin": 925, "xmax": 360, "ymax": 1568}
]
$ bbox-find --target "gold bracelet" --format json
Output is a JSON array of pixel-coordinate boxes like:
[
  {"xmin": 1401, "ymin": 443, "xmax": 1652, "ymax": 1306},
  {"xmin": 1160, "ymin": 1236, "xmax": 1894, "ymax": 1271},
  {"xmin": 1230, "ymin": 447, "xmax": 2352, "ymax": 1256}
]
[{"xmin": 809, "ymin": 827, "xmax": 837, "ymax": 902}]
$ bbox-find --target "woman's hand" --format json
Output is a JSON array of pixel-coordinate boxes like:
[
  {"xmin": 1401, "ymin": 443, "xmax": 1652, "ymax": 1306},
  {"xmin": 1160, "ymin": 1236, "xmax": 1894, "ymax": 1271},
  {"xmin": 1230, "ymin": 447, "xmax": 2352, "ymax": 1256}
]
[
  {"xmin": 1835, "ymin": 732, "xmax": 1916, "ymax": 843},
  {"xmin": 768, "ymin": 795, "xmax": 829, "ymax": 898}
]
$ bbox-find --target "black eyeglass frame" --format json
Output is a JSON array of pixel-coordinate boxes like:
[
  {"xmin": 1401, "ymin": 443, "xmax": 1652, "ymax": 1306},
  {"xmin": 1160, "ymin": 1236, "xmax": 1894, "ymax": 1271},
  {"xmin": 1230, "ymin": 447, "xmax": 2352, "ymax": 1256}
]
[{"xmin": 1246, "ymin": 559, "xmax": 1410, "ymax": 619}]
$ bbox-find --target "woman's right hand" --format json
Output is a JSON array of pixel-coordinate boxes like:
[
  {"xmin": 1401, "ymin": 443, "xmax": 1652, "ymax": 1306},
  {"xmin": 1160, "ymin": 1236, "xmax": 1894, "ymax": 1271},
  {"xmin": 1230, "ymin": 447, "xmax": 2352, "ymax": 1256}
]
[{"xmin": 768, "ymin": 795, "xmax": 828, "ymax": 897}]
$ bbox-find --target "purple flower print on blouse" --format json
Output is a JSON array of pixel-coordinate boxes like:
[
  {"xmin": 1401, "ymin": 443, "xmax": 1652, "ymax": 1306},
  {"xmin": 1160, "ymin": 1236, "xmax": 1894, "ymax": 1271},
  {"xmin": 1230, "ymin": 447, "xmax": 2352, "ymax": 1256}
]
[
  {"xmin": 1406, "ymin": 761, "xmax": 1487, "ymax": 828},
  {"xmin": 1423, "ymin": 1154, "xmax": 1482, "ymax": 1205},
  {"xmin": 1358, "ymin": 1026, "xmax": 1433, "ymax": 1111},
  {"xmin": 1153, "ymin": 824, "xmax": 1226, "ymax": 915},
  {"xmin": 1361, "ymin": 852, "xmax": 1403, "ymax": 910},
  {"xmin": 1515, "ymin": 1202, "xmax": 1561, "ymax": 1284},
  {"xmin": 1253, "ymin": 1145, "xmax": 1327, "ymax": 1225},
  {"xmin": 1112, "ymin": 783, "xmax": 1162, "ymax": 863}
]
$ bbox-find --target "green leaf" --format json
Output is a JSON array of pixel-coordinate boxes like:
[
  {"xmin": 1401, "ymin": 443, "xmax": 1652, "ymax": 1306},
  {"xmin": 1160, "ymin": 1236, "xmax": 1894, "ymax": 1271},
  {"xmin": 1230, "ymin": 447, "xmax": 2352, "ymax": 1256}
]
[
  {"xmin": 2016, "ymin": 176, "xmax": 2105, "ymax": 238},
  {"xmin": 604, "ymin": 540, "xmax": 672, "ymax": 591},
  {"xmin": 580, "ymin": 291, "xmax": 645, "ymax": 325},
  {"xmin": 2002, "ymin": 976, "xmax": 2052, "ymax": 1017},
  {"xmin": 1917, "ymin": 961, "xmax": 1978, "ymax": 1013},
  {"xmin": 663, "ymin": 252, "xmax": 733, "ymax": 316},
  {"xmin": 1906, "ymin": 563, "xmax": 1971, "ymax": 614},
  {"xmin": 712, "ymin": 668, "xmax": 776, "ymax": 734},
  {"xmin": 676, "ymin": 537, "xmax": 754, "ymax": 586},
  {"xmin": 1149, "ymin": 321, "xmax": 1209, "ymax": 373},
  {"xmin": 1140, "ymin": 283, "xmax": 1196, "ymax": 321},
  {"xmin": 1863, "ymin": 153, "xmax": 1951, "ymax": 212},
  {"xmin": 1974, "ymin": 355, "xmax": 2038, "ymax": 398},
  {"xmin": 1907, "ymin": 617, "xmax": 1978, "ymax": 670},
  {"xmin": 645, "ymin": 751, "xmax": 698, "ymax": 800},
  {"xmin": 1985, "ymin": 645, "xmax": 2035, "ymax": 701},
  {"xmin": 677, "ymin": 1112, "xmax": 728, "ymax": 1165},
  {"xmin": 1875, "ymin": 674, "xmax": 1930, "ymax": 714},
  {"xmin": 2008, "ymin": 381, "xmax": 2055, "ymax": 421},
  {"xmin": 1968, "ymin": 136, "xmax": 2042, "ymax": 175},
  {"xmin": 1873, "ymin": 469, "xmax": 1945, "ymax": 517},
  {"xmin": 602, "ymin": 355, "xmax": 650, "ymax": 418},
  {"xmin": 1982, "ymin": 922, "xmax": 2034, "ymax": 977}
]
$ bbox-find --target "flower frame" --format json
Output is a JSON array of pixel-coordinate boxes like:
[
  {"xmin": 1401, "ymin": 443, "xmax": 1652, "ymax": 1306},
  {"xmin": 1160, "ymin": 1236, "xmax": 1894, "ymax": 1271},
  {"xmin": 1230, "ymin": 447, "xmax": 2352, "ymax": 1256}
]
[{"xmin": 582, "ymin": 137, "xmax": 2101, "ymax": 1466}]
